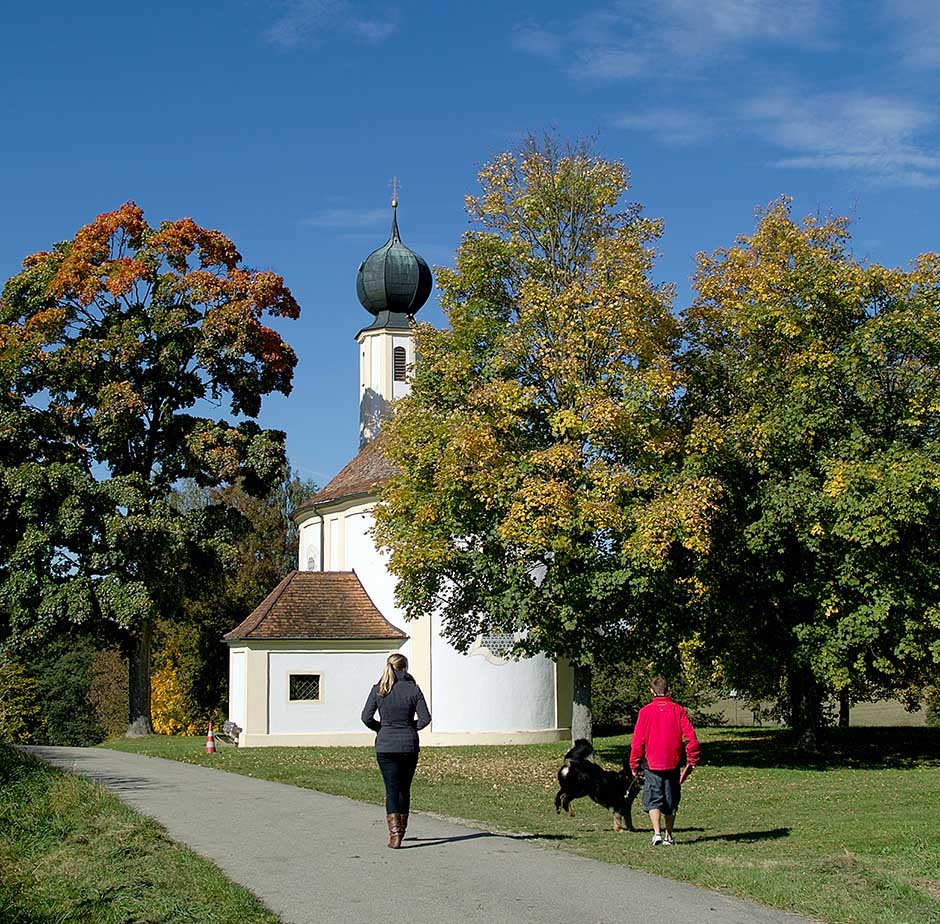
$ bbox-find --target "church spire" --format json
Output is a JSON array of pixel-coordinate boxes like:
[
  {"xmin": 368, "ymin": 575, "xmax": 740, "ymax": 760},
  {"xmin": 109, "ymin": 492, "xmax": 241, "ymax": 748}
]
[{"xmin": 355, "ymin": 183, "xmax": 432, "ymax": 447}]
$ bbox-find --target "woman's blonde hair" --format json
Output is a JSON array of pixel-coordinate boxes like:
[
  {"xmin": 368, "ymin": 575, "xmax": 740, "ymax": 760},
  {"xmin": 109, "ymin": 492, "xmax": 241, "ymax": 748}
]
[{"xmin": 378, "ymin": 653, "xmax": 408, "ymax": 697}]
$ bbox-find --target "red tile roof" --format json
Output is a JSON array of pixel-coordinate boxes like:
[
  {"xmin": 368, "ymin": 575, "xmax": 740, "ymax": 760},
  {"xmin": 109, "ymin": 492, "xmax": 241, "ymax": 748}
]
[
  {"xmin": 297, "ymin": 433, "xmax": 398, "ymax": 512},
  {"xmin": 223, "ymin": 570, "xmax": 407, "ymax": 641}
]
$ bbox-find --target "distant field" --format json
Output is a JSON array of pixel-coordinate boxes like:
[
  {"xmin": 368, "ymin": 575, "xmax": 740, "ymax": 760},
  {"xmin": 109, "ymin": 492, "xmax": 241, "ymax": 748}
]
[
  {"xmin": 108, "ymin": 727, "xmax": 940, "ymax": 924},
  {"xmin": 702, "ymin": 699, "xmax": 929, "ymax": 727}
]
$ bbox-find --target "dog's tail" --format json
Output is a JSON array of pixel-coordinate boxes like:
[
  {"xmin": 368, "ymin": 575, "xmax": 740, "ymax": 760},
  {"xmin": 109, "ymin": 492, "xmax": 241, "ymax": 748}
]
[{"xmin": 564, "ymin": 738, "xmax": 595, "ymax": 763}]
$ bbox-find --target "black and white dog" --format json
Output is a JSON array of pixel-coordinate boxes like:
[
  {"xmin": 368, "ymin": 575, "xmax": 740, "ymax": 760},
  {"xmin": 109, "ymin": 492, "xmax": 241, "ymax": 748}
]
[{"xmin": 554, "ymin": 738, "xmax": 643, "ymax": 832}]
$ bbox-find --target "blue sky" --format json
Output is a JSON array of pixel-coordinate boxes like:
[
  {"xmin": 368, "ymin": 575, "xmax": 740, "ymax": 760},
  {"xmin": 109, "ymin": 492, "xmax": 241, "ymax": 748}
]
[{"xmin": 1, "ymin": 1, "xmax": 938, "ymax": 487}]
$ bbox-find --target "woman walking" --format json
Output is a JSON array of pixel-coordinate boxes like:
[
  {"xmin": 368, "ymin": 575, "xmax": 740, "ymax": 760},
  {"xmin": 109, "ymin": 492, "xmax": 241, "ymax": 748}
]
[{"xmin": 361, "ymin": 653, "xmax": 431, "ymax": 848}]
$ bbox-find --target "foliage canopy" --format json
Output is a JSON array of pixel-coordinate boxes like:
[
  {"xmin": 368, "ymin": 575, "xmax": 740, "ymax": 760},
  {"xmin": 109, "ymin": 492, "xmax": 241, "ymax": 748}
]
[
  {"xmin": 375, "ymin": 138, "xmax": 716, "ymax": 736},
  {"xmin": 683, "ymin": 198, "xmax": 940, "ymax": 743},
  {"xmin": 0, "ymin": 203, "xmax": 299, "ymax": 732}
]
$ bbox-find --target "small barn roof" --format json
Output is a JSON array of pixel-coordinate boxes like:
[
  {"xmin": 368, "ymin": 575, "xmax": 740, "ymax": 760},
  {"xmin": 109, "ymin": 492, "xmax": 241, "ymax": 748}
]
[
  {"xmin": 223, "ymin": 570, "xmax": 407, "ymax": 641},
  {"xmin": 295, "ymin": 433, "xmax": 398, "ymax": 515}
]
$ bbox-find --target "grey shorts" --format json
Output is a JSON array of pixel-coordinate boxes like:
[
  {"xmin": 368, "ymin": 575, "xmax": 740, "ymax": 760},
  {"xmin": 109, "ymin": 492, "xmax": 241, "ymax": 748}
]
[{"xmin": 642, "ymin": 768, "xmax": 681, "ymax": 814}]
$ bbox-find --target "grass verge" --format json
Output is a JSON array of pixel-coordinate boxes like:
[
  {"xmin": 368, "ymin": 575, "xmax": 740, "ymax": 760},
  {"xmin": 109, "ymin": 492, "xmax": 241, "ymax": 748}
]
[
  {"xmin": 0, "ymin": 743, "xmax": 280, "ymax": 924},
  {"xmin": 107, "ymin": 727, "xmax": 940, "ymax": 924}
]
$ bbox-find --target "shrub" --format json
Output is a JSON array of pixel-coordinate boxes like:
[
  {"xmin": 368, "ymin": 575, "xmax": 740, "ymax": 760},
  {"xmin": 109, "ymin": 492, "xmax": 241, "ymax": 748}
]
[
  {"xmin": 26, "ymin": 638, "xmax": 105, "ymax": 746},
  {"xmin": 151, "ymin": 662, "xmax": 203, "ymax": 736},
  {"xmin": 0, "ymin": 660, "xmax": 43, "ymax": 743},
  {"xmin": 592, "ymin": 661, "xmax": 719, "ymax": 731},
  {"xmin": 87, "ymin": 648, "xmax": 128, "ymax": 739},
  {"xmin": 152, "ymin": 621, "xmax": 225, "ymax": 735}
]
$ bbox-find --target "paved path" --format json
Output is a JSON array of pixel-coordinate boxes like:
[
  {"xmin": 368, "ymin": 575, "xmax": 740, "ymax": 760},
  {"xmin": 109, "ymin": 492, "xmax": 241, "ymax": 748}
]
[{"xmin": 25, "ymin": 747, "xmax": 812, "ymax": 924}]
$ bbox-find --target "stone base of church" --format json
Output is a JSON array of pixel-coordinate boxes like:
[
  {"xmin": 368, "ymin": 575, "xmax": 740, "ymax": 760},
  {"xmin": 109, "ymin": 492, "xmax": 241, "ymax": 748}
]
[{"xmin": 237, "ymin": 728, "xmax": 572, "ymax": 748}]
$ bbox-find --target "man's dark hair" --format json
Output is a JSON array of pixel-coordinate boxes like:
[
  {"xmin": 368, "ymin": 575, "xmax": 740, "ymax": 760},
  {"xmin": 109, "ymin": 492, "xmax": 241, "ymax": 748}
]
[{"xmin": 650, "ymin": 676, "xmax": 669, "ymax": 696}]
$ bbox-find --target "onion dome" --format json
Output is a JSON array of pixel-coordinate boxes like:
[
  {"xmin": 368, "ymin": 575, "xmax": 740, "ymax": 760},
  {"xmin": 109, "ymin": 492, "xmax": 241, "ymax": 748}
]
[{"xmin": 356, "ymin": 199, "xmax": 432, "ymax": 318}]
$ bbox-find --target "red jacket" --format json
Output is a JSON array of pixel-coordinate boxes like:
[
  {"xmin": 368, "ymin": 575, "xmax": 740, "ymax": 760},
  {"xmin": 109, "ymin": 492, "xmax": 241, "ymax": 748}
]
[{"xmin": 629, "ymin": 696, "xmax": 701, "ymax": 773}]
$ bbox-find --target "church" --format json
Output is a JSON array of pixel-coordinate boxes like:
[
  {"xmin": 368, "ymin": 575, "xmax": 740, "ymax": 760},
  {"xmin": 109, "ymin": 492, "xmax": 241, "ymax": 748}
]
[{"xmin": 224, "ymin": 200, "xmax": 574, "ymax": 747}]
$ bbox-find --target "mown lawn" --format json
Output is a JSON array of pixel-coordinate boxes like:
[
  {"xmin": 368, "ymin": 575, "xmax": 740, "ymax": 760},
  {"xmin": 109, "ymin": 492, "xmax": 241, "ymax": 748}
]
[
  {"xmin": 107, "ymin": 727, "xmax": 940, "ymax": 924},
  {"xmin": 0, "ymin": 744, "xmax": 280, "ymax": 924}
]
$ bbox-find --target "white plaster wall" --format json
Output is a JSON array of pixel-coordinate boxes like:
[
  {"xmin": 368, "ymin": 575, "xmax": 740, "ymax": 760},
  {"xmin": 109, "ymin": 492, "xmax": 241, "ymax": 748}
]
[
  {"xmin": 228, "ymin": 650, "xmax": 247, "ymax": 730},
  {"xmin": 430, "ymin": 613, "xmax": 557, "ymax": 732},
  {"xmin": 345, "ymin": 509, "xmax": 372, "ymax": 580},
  {"xmin": 370, "ymin": 338, "xmax": 382, "ymax": 395},
  {"xmin": 342, "ymin": 506, "xmax": 409, "ymax": 634},
  {"xmin": 299, "ymin": 519, "xmax": 321, "ymax": 571},
  {"xmin": 269, "ymin": 651, "xmax": 390, "ymax": 734},
  {"xmin": 392, "ymin": 334, "xmax": 411, "ymax": 400},
  {"xmin": 329, "ymin": 518, "xmax": 341, "ymax": 569}
]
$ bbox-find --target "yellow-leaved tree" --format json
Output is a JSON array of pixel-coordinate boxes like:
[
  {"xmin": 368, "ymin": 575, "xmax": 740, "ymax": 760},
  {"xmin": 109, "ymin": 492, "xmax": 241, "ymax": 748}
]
[
  {"xmin": 683, "ymin": 198, "xmax": 940, "ymax": 750},
  {"xmin": 374, "ymin": 136, "xmax": 719, "ymax": 739}
]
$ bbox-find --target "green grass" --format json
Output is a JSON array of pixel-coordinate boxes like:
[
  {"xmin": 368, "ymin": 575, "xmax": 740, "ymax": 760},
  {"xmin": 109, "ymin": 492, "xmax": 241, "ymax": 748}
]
[
  {"xmin": 0, "ymin": 744, "xmax": 281, "ymax": 924},
  {"xmin": 107, "ymin": 727, "xmax": 940, "ymax": 924}
]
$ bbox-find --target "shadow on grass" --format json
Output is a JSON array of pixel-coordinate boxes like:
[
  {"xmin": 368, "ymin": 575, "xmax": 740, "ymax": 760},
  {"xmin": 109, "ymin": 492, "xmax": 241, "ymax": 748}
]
[
  {"xmin": 593, "ymin": 727, "xmax": 940, "ymax": 772},
  {"xmin": 682, "ymin": 827, "xmax": 791, "ymax": 845}
]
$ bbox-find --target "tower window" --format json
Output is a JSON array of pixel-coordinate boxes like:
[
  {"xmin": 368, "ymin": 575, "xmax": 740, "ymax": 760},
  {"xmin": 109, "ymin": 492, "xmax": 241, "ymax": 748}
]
[{"xmin": 393, "ymin": 346, "xmax": 407, "ymax": 382}]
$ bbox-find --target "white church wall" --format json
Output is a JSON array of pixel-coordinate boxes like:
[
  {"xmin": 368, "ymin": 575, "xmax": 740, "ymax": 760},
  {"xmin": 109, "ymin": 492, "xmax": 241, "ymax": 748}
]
[
  {"xmin": 300, "ymin": 519, "xmax": 321, "ymax": 572},
  {"xmin": 342, "ymin": 507, "xmax": 409, "ymax": 634},
  {"xmin": 370, "ymin": 337, "xmax": 382, "ymax": 396},
  {"xmin": 228, "ymin": 649, "xmax": 247, "ymax": 731},
  {"xmin": 430, "ymin": 613, "xmax": 557, "ymax": 733},
  {"xmin": 269, "ymin": 650, "xmax": 391, "ymax": 734},
  {"xmin": 392, "ymin": 334, "xmax": 411, "ymax": 400},
  {"xmin": 328, "ymin": 517, "xmax": 341, "ymax": 569}
]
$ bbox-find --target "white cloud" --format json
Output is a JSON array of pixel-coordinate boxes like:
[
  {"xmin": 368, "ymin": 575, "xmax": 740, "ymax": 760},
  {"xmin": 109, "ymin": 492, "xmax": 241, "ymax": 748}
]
[
  {"xmin": 515, "ymin": 0, "xmax": 829, "ymax": 82},
  {"xmin": 512, "ymin": 24, "xmax": 563, "ymax": 58},
  {"xmin": 613, "ymin": 107, "xmax": 717, "ymax": 146},
  {"xmin": 613, "ymin": 90, "xmax": 940, "ymax": 187},
  {"xmin": 303, "ymin": 207, "xmax": 391, "ymax": 228},
  {"xmin": 264, "ymin": 0, "xmax": 398, "ymax": 48},
  {"xmin": 883, "ymin": 0, "xmax": 940, "ymax": 69},
  {"xmin": 349, "ymin": 14, "xmax": 400, "ymax": 45},
  {"xmin": 744, "ymin": 91, "xmax": 940, "ymax": 187}
]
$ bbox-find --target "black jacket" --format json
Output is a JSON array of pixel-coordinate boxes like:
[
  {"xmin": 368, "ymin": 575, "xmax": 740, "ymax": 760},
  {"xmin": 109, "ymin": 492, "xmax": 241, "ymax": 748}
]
[{"xmin": 361, "ymin": 670, "xmax": 431, "ymax": 753}]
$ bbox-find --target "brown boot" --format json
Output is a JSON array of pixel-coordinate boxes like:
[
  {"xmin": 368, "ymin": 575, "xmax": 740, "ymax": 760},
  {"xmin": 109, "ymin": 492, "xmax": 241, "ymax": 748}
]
[
  {"xmin": 399, "ymin": 813, "xmax": 408, "ymax": 842},
  {"xmin": 386, "ymin": 813, "xmax": 403, "ymax": 849}
]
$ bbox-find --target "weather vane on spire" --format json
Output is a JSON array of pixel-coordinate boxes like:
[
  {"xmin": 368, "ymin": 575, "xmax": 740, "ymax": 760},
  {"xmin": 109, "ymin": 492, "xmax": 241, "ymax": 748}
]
[{"xmin": 390, "ymin": 176, "xmax": 400, "ymax": 208}]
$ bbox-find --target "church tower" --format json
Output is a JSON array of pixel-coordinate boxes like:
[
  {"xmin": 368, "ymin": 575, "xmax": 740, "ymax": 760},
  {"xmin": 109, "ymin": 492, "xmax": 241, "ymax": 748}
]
[{"xmin": 354, "ymin": 194, "xmax": 432, "ymax": 446}]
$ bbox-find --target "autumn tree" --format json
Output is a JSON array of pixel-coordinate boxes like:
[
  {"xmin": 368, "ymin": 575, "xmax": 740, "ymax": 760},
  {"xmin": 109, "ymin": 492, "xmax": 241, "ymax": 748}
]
[
  {"xmin": 374, "ymin": 137, "xmax": 716, "ymax": 739},
  {"xmin": 0, "ymin": 203, "xmax": 299, "ymax": 735},
  {"xmin": 683, "ymin": 198, "xmax": 940, "ymax": 750}
]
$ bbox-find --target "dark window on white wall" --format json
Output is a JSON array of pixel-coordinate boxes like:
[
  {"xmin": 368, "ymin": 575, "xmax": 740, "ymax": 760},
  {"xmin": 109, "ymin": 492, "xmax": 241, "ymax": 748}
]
[
  {"xmin": 289, "ymin": 674, "xmax": 321, "ymax": 702},
  {"xmin": 393, "ymin": 346, "xmax": 407, "ymax": 382}
]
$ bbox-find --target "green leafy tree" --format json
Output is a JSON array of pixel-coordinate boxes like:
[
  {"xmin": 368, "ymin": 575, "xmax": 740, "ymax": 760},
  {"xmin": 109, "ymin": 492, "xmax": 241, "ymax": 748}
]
[
  {"xmin": 683, "ymin": 198, "xmax": 940, "ymax": 750},
  {"xmin": 0, "ymin": 203, "xmax": 299, "ymax": 735},
  {"xmin": 159, "ymin": 468, "xmax": 317, "ymax": 729},
  {"xmin": 25, "ymin": 637, "xmax": 105, "ymax": 746},
  {"xmin": 374, "ymin": 137, "xmax": 716, "ymax": 739}
]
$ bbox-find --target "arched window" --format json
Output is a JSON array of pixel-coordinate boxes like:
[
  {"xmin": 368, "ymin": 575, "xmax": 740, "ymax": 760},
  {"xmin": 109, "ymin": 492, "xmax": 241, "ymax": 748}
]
[{"xmin": 393, "ymin": 346, "xmax": 407, "ymax": 382}]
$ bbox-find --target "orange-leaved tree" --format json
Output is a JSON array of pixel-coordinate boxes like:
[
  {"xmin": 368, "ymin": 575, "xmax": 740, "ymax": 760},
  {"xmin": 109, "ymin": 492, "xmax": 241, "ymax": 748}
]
[{"xmin": 0, "ymin": 203, "xmax": 299, "ymax": 735}]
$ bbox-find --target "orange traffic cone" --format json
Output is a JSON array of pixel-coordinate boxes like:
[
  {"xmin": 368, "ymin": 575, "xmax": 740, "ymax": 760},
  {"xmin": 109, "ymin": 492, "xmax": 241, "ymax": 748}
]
[{"xmin": 205, "ymin": 722, "xmax": 216, "ymax": 754}]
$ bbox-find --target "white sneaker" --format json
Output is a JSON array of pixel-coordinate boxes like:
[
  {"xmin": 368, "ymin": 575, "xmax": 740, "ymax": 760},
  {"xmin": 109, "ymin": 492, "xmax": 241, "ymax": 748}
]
[
  {"xmin": 663, "ymin": 834, "xmax": 675, "ymax": 845},
  {"xmin": 651, "ymin": 834, "xmax": 663, "ymax": 846}
]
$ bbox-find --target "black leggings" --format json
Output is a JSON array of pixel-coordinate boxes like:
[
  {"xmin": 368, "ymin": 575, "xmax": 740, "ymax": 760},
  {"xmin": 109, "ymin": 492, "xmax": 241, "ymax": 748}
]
[{"xmin": 376, "ymin": 751, "xmax": 419, "ymax": 814}]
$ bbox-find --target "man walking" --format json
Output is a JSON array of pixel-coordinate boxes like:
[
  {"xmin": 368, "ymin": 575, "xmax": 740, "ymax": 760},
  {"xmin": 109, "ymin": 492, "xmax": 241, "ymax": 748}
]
[{"xmin": 629, "ymin": 677, "xmax": 700, "ymax": 846}]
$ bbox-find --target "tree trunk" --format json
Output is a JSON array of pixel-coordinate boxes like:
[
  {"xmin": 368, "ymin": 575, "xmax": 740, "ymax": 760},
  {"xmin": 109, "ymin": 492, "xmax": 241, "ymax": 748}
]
[
  {"xmin": 838, "ymin": 688, "xmax": 850, "ymax": 727},
  {"xmin": 127, "ymin": 622, "xmax": 154, "ymax": 737},
  {"xmin": 571, "ymin": 662, "xmax": 593, "ymax": 742},
  {"xmin": 787, "ymin": 663, "xmax": 822, "ymax": 753}
]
